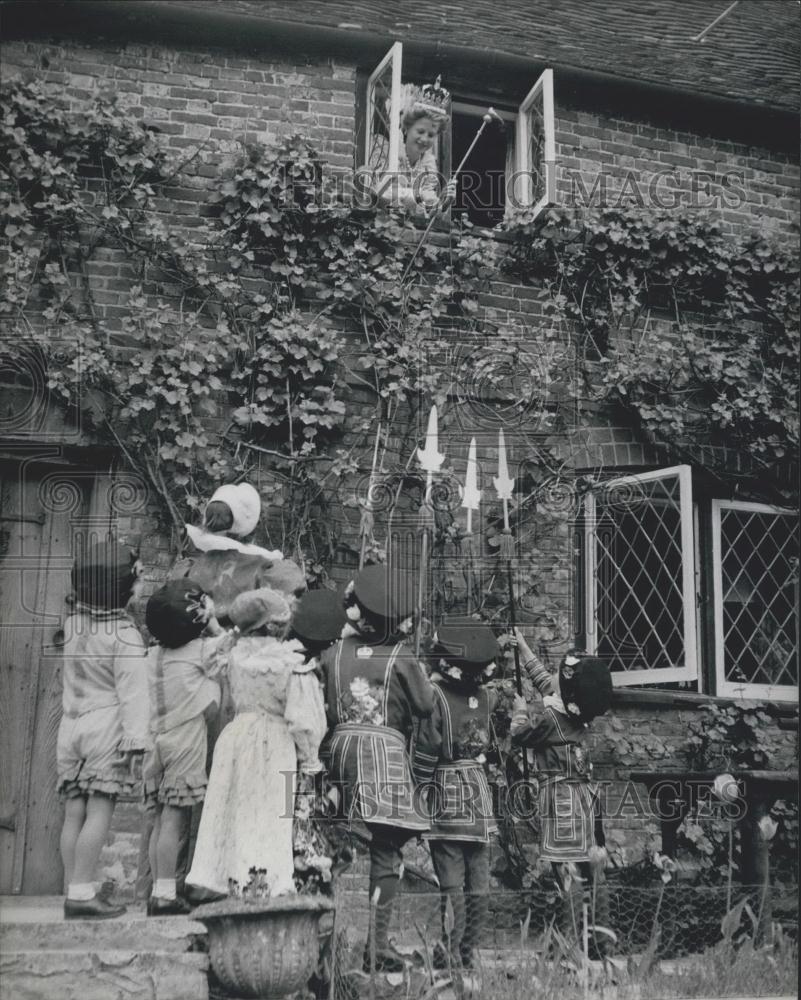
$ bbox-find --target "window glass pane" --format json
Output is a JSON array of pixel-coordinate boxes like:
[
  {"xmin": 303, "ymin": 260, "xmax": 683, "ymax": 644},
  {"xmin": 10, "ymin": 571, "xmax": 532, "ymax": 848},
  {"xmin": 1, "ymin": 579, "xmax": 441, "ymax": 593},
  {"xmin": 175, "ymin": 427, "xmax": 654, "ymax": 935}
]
[
  {"xmin": 719, "ymin": 507, "xmax": 798, "ymax": 689},
  {"xmin": 593, "ymin": 475, "xmax": 689, "ymax": 677},
  {"xmin": 367, "ymin": 61, "xmax": 396, "ymax": 174},
  {"xmin": 526, "ymin": 95, "xmax": 548, "ymax": 209}
]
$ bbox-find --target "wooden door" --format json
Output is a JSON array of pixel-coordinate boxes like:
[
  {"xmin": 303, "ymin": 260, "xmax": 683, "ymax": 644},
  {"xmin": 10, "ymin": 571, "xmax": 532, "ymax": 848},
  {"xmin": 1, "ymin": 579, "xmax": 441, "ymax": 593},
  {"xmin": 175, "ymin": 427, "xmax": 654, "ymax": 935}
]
[{"xmin": 0, "ymin": 458, "xmax": 103, "ymax": 893}]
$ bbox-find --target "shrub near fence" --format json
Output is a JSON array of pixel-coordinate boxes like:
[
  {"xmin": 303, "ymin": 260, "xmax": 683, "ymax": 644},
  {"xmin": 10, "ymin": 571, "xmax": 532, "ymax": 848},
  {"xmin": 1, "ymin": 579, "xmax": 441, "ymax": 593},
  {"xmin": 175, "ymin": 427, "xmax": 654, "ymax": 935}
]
[{"xmin": 325, "ymin": 884, "xmax": 798, "ymax": 999}]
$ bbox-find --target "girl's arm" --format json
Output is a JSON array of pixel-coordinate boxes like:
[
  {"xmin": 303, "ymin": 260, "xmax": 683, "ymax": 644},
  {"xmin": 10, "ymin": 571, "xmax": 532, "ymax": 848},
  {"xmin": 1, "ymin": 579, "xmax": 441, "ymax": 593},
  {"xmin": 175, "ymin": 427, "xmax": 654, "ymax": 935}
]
[
  {"xmin": 112, "ymin": 625, "xmax": 151, "ymax": 751},
  {"xmin": 199, "ymin": 627, "xmax": 235, "ymax": 679},
  {"xmin": 285, "ymin": 660, "xmax": 327, "ymax": 774}
]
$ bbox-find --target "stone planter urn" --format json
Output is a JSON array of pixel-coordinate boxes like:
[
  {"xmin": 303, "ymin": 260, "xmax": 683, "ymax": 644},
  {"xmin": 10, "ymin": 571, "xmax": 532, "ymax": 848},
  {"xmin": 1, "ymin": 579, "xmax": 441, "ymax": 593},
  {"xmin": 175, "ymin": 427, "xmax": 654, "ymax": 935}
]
[{"xmin": 193, "ymin": 895, "xmax": 335, "ymax": 999}]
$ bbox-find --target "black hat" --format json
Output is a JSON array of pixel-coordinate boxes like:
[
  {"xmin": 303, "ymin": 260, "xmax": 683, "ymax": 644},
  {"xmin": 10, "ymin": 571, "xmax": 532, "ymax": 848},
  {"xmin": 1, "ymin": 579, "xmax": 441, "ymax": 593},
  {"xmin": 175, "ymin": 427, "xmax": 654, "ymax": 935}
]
[
  {"xmin": 146, "ymin": 579, "xmax": 210, "ymax": 648},
  {"xmin": 559, "ymin": 653, "xmax": 612, "ymax": 724},
  {"xmin": 72, "ymin": 541, "xmax": 139, "ymax": 610},
  {"xmin": 433, "ymin": 616, "xmax": 499, "ymax": 672},
  {"xmin": 351, "ymin": 564, "xmax": 416, "ymax": 623},
  {"xmin": 292, "ymin": 589, "xmax": 347, "ymax": 644}
]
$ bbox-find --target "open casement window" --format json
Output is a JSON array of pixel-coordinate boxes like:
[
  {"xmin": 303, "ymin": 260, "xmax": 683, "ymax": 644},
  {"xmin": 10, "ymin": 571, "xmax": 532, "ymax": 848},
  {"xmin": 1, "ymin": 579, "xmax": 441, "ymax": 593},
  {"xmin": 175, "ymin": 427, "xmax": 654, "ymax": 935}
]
[
  {"xmin": 712, "ymin": 501, "xmax": 799, "ymax": 702},
  {"xmin": 514, "ymin": 68, "xmax": 556, "ymax": 218},
  {"xmin": 365, "ymin": 42, "xmax": 403, "ymax": 181},
  {"xmin": 584, "ymin": 465, "xmax": 698, "ymax": 686}
]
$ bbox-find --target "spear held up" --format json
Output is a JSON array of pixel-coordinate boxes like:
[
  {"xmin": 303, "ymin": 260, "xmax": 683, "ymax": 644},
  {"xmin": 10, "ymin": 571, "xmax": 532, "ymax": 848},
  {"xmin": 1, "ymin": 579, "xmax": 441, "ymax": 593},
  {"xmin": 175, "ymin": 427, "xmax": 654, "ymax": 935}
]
[{"xmin": 493, "ymin": 428, "xmax": 530, "ymax": 784}]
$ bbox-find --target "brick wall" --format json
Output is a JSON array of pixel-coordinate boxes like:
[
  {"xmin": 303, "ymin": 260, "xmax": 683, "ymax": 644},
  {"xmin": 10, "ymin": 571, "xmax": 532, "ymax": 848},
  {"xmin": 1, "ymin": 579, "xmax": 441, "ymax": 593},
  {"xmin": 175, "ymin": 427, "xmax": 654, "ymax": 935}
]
[
  {"xmin": 555, "ymin": 104, "xmax": 800, "ymax": 240},
  {"xmin": 2, "ymin": 31, "xmax": 797, "ymax": 895}
]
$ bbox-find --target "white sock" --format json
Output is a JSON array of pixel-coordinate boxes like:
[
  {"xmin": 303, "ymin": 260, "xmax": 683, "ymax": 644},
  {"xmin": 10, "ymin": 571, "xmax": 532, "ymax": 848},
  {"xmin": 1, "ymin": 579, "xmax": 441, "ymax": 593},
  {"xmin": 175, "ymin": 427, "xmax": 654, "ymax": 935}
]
[
  {"xmin": 67, "ymin": 882, "xmax": 96, "ymax": 901},
  {"xmin": 153, "ymin": 878, "xmax": 177, "ymax": 900}
]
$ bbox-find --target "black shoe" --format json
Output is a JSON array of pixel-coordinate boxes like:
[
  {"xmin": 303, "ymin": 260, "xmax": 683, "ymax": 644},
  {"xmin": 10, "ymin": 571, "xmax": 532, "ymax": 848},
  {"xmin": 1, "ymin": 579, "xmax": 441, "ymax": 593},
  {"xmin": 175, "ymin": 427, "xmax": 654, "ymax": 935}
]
[
  {"xmin": 148, "ymin": 895, "xmax": 194, "ymax": 917},
  {"xmin": 64, "ymin": 896, "xmax": 127, "ymax": 920}
]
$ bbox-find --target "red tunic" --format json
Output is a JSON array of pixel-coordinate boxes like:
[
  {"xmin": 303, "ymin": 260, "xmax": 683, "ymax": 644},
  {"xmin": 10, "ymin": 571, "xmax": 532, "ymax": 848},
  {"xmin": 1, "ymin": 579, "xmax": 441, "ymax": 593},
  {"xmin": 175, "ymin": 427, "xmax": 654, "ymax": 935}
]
[
  {"xmin": 319, "ymin": 635, "xmax": 434, "ymax": 831},
  {"xmin": 414, "ymin": 678, "xmax": 497, "ymax": 843}
]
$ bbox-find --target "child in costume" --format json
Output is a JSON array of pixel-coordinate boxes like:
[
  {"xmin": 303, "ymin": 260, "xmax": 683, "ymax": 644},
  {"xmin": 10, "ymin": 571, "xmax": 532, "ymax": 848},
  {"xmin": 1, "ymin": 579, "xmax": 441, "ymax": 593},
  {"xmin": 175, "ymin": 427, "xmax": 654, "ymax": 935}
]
[
  {"xmin": 318, "ymin": 563, "xmax": 435, "ymax": 972},
  {"xmin": 370, "ymin": 78, "xmax": 456, "ymax": 216},
  {"xmin": 186, "ymin": 576, "xmax": 327, "ymax": 898},
  {"xmin": 172, "ymin": 482, "xmax": 286, "ymax": 624},
  {"xmin": 413, "ymin": 617, "xmax": 500, "ymax": 970},
  {"xmin": 510, "ymin": 630, "xmax": 613, "ymax": 946},
  {"xmin": 58, "ymin": 541, "xmax": 148, "ymax": 919},
  {"xmin": 143, "ymin": 579, "xmax": 233, "ymax": 915},
  {"xmin": 286, "ymin": 588, "xmax": 351, "ymax": 894}
]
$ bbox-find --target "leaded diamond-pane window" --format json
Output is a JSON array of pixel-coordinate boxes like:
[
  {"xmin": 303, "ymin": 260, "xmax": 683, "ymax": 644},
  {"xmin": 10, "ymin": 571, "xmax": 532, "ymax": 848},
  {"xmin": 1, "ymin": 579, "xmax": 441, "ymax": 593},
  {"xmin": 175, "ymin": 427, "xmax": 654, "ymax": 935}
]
[
  {"xmin": 515, "ymin": 68, "xmax": 556, "ymax": 218},
  {"xmin": 365, "ymin": 42, "xmax": 402, "ymax": 179},
  {"xmin": 713, "ymin": 501, "xmax": 799, "ymax": 702},
  {"xmin": 584, "ymin": 466, "xmax": 698, "ymax": 686}
]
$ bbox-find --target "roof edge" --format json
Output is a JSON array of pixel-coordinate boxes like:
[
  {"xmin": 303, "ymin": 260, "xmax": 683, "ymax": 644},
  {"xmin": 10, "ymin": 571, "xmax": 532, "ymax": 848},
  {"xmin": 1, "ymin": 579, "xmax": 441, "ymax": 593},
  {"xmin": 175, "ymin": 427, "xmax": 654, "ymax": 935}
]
[{"xmin": 3, "ymin": 0, "xmax": 798, "ymax": 145}]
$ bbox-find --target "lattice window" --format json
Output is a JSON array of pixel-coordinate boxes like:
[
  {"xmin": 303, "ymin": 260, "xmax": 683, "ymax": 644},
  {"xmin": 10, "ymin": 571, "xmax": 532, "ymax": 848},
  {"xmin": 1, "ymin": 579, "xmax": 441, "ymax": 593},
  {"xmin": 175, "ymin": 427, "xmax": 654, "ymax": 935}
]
[
  {"xmin": 515, "ymin": 68, "xmax": 556, "ymax": 218},
  {"xmin": 712, "ymin": 501, "xmax": 799, "ymax": 702},
  {"xmin": 365, "ymin": 42, "xmax": 402, "ymax": 180},
  {"xmin": 584, "ymin": 466, "xmax": 698, "ymax": 686}
]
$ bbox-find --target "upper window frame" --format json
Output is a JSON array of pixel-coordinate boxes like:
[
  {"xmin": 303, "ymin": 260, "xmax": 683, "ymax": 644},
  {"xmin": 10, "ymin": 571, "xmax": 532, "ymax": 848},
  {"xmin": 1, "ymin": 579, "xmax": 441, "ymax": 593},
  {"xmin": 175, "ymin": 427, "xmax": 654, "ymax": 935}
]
[{"xmin": 363, "ymin": 46, "xmax": 557, "ymax": 224}]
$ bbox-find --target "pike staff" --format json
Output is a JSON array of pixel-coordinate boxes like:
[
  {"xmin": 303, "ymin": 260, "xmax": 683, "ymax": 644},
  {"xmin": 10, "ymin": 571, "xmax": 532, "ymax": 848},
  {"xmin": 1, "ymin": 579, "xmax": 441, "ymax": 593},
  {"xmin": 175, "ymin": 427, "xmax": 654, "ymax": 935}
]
[
  {"xmin": 415, "ymin": 405, "xmax": 445, "ymax": 657},
  {"xmin": 460, "ymin": 437, "xmax": 481, "ymax": 614},
  {"xmin": 493, "ymin": 428, "xmax": 531, "ymax": 786}
]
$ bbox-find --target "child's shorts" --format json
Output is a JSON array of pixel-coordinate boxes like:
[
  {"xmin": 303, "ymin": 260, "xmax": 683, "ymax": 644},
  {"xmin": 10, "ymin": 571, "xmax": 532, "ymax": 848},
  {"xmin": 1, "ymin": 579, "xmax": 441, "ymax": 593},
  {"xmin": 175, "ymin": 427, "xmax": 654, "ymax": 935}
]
[
  {"xmin": 57, "ymin": 704, "xmax": 132, "ymax": 798},
  {"xmin": 144, "ymin": 714, "xmax": 208, "ymax": 808}
]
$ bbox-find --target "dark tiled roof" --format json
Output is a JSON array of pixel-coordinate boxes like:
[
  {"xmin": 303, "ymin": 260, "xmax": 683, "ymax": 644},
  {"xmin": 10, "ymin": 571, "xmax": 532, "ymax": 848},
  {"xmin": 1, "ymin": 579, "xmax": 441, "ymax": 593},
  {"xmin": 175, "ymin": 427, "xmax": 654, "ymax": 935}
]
[{"xmin": 179, "ymin": 0, "xmax": 800, "ymax": 111}]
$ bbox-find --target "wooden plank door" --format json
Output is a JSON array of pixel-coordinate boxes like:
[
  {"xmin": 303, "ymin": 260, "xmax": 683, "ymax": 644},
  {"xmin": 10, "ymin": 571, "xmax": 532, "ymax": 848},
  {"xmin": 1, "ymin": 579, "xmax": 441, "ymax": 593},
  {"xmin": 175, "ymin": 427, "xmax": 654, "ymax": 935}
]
[{"xmin": 0, "ymin": 458, "xmax": 98, "ymax": 893}]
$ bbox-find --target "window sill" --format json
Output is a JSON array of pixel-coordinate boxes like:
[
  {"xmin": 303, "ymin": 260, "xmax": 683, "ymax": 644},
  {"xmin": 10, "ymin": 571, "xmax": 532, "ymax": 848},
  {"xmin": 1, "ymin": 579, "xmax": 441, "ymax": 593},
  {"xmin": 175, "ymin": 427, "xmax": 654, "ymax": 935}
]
[{"xmin": 611, "ymin": 686, "xmax": 798, "ymax": 715}]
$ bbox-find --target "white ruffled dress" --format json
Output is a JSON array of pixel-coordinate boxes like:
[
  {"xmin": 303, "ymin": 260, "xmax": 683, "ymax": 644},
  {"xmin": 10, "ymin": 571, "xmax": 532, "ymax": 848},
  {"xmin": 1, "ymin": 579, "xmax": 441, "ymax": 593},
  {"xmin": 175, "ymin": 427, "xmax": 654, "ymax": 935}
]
[{"xmin": 186, "ymin": 636, "xmax": 326, "ymax": 897}]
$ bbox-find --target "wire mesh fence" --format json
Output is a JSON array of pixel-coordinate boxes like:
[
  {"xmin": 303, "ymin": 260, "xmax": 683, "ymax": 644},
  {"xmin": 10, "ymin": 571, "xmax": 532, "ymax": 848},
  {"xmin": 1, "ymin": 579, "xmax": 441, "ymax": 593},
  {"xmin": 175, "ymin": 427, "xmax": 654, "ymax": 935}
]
[{"xmin": 324, "ymin": 882, "xmax": 798, "ymax": 1000}]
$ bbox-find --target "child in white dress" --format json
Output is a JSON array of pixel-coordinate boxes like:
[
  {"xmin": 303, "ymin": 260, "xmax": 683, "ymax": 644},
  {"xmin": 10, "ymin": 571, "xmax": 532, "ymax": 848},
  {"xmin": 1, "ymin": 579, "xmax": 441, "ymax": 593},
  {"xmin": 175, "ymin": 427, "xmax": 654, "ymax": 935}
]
[{"xmin": 186, "ymin": 584, "xmax": 326, "ymax": 897}]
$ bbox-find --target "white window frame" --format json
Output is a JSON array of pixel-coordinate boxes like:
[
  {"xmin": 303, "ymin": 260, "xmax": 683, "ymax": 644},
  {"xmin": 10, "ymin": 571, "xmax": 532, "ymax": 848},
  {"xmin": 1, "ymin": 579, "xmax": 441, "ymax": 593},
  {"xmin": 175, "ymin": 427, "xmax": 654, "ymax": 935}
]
[
  {"xmin": 515, "ymin": 68, "xmax": 556, "ymax": 217},
  {"xmin": 584, "ymin": 464, "xmax": 699, "ymax": 687},
  {"xmin": 365, "ymin": 42, "xmax": 403, "ymax": 174},
  {"xmin": 712, "ymin": 499, "xmax": 799, "ymax": 703},
  {"xmin": 365, "ymin": 54, "xmax": 555, "ymax": 220}
]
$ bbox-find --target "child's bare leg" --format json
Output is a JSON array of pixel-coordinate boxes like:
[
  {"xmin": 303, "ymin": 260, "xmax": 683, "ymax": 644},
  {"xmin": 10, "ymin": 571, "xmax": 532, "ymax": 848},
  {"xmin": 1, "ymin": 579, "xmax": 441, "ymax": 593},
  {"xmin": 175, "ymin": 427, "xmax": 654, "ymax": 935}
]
[
  {"xmin": 71, "ymin": 793, "xmax": 115, "ymax": 888},
  {"xmin": 153, "ymin": 804, "xmax": 187, "ymax": 899},
  {"xmin": 60, "ymin": 796, "xmax": 87, "ymax": 890}
]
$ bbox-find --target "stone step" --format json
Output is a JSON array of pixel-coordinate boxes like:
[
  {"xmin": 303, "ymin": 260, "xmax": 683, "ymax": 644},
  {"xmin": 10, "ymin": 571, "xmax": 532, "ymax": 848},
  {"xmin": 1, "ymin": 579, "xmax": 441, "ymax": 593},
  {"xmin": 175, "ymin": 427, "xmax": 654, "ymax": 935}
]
[
  {"xmin": 0, "ymin": 948, "xmax": 208, "ymax": 1000},
  {"xmin": 0, "ymin": 914, "xmax": 206, "ymax": 953}
]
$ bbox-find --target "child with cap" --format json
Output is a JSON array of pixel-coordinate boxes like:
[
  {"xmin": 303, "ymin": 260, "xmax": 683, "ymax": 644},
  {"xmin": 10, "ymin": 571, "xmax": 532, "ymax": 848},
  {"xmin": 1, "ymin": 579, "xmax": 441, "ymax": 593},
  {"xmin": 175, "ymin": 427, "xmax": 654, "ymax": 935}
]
[
  {"xmin": 413, "ymin": 617, "xmax": 499, "ymax": 970},
  {"xmin": 173, "ymin": 482, "xmax": 285, "ymax": 624},
  {"xmin": 318, "ymin": 563, "xmax": 435, "ymax": 972},
  {"xmin": 58, "ymin": 541, "xmax": 148, "ymax": 919},
  {"xmin": 187, "ymin": 574, "xmax": 327, "ymax": 899},
  {"xmin": 510, "ymin": 630, "xmax": 613, "ymax": 948},
  {"xmin": 143, "ymin": 579, "xmax": 233, "ymax": 915},
  {"xmin": 287, "ymin": 589, "xmax": 352, "ymax": 896}
]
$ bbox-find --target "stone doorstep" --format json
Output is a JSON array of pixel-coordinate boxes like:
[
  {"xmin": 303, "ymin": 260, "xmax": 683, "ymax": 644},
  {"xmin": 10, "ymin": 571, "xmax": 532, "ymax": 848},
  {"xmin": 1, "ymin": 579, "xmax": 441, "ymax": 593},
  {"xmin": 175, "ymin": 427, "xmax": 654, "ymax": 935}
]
[
  {"xmin": 1, "ymin": 897, "xmax": 208, "ymax": 1000},
  {"xmin": 0, "ymin": 914, "xmax": 206, "ymax": 953},
  {"xmin": 0, "ymin": 949, "xmax": 208, "ymax": 1000}
]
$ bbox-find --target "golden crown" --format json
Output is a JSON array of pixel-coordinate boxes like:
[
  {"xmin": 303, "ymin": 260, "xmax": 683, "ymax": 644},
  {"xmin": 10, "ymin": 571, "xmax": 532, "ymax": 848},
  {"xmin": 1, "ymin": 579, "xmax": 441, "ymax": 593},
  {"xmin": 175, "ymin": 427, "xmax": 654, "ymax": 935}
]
[{"xmin": 412, "ymin": 76, "xmax": 451, "ymax": 119}]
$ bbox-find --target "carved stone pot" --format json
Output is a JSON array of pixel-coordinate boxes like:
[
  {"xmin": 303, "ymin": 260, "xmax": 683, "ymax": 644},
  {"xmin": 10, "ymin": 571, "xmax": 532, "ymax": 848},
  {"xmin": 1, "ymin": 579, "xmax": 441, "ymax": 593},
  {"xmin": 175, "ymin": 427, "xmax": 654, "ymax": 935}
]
[{"xmin": 194, "ymin": 895, "xmax": 335, "ymax": 999}]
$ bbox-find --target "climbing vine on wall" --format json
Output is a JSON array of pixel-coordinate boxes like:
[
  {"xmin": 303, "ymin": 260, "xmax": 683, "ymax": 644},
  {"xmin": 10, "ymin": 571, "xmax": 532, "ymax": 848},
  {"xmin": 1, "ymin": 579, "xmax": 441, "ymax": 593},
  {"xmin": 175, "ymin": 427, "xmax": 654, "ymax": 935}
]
[
  {"xmin": 1, "ymin": 78, "xmax": 798, "ymax": 572},
  {"xmin": 0, "ymin": 80, "xmax": 495, "ymax": 564},
  {"xmin": 502, "ymin": 205, "xmax": 800, "ymax": 502}
]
